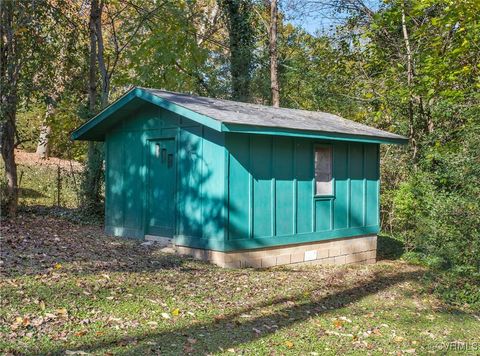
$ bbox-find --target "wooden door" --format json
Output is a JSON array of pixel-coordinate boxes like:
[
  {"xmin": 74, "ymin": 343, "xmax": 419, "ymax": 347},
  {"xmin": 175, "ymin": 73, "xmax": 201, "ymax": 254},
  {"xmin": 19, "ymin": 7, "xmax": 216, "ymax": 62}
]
[{"xmin": 146, "ymin": 138, "xmax": 176, "ymax": 237}]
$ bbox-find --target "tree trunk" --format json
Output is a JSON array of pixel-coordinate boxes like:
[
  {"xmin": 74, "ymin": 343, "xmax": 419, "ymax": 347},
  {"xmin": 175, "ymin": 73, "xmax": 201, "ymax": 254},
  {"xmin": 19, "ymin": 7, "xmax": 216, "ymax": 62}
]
[
  {"xmin": 0, "ymin": 1, "xmax": 19, "ymax": 217},
  {"xmin": 269, "ymin": 0, "xmax": 280, "ymax": 107},
  {"xmin": 88, "ymin": 0, "xmax": 97, "ymax": 116},
  {"xmin": 401, "ymin": 3, "xmax": 417, "ymax": 160},
  {"xmin": 0, "ymin": 117, "xmax": 18, "ymax": 217},
  {"xmin": 81, "ymin": 0, "xmax": 104, "ymax": 211},
  {"xmin": 95, "ymin": 0, "xmax": 109, "ymax": 108},
  {"xmin": 35, "ymin": 124, "xmax": 51, "ymax": 159},
  {"xmin": 219, "ymin": 0, "xmax": 254, "ymax": 102},
  {"xmin": 36, "ymin": 99, "xmax": 55, "ymax": 159}
]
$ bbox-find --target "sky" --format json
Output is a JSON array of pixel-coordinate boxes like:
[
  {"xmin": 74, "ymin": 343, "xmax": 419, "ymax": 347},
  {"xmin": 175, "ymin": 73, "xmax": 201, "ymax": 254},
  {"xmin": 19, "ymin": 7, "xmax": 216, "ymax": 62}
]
[{"xmin": 282, "ymin": 0, "xmax": 382, "ymax": 34}]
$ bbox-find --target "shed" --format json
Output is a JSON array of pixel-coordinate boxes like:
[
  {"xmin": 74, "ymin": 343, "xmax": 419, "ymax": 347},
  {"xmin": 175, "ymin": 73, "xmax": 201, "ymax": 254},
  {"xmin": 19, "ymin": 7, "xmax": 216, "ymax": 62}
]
[{"xmin": 72, "ymin": 87, "xmax": 407, "ymax": 268}]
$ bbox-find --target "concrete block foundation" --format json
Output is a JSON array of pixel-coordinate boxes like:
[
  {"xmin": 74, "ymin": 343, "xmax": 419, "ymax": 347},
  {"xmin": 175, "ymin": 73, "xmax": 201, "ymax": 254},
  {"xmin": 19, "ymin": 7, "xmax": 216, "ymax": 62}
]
[{"xmin": 175, "ymin": 234, "xmax": 377, "ymax": 268}]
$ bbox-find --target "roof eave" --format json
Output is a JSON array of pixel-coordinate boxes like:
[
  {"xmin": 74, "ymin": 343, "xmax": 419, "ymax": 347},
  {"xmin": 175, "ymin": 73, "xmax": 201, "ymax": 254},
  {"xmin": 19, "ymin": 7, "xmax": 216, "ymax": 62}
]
[
  {"xmin": 70, "ymin": 87, "xmax": 138, "ymax": 141},
  {"xmin": 220, "ymin": 123, "xmax": 408, "ymax": 145},
  {"xmin": 71, "ymin": 87, "xmax": 223, "ymax": 141}
]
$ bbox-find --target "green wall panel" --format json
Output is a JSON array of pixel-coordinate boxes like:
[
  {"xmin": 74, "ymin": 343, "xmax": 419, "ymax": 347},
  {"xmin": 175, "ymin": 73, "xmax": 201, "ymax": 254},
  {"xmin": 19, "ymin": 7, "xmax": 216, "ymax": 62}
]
[
  {"xmin": 273, "ymin": 137, "xmax": 294, "ymax": 237},
  {"xmin": 177, "ymin": 126, "xmax": 203, "ymax": 238},
  {"xmin": 106, "ymin": 132, "xmax": 124, "ymax": 228},
  {"xmin": 123, "ymin": 131, "xmax": 143, "ymax": 229},
  {"xmin": 333, "ymin": 143, "xmax": 348, "ymax": 229},
  {"xmin": 228, "ymin": 134, "xmax": 250, "ymax": 240},
  {"xmin": 315, "ymin": 199, "xmax": 332, "ymax": 232},
  {"xmin": 250, "ymin": 135, "xmax": 273, "ymax": 238},
  {"xmin": 365, "ymin": 144, "xmax": 379, "ymax": 227},
  {"xmin": 104, "ymin": 106, "xmax": 226, "ymax": 241},
  {"xmin": 201, "ymin": 128, "xmax": 226, "ymax": 239},
  {"xmin": 224, "ymin": 135, "xmax": 380, "ymax": 250},
  {"xmin": 295, "ymin": 139, "xmax": 313, "ymax": 234},
  {"xmin": 349, "ymin": 143, "xmax": 364, "ymax": 228}
]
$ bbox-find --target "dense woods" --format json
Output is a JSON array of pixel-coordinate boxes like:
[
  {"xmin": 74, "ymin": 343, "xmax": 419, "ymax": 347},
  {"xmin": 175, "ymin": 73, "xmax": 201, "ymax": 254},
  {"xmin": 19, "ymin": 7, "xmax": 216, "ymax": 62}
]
[{"xmin": 1, "ymin": 0, "xmax": 479, "ymax": 306}]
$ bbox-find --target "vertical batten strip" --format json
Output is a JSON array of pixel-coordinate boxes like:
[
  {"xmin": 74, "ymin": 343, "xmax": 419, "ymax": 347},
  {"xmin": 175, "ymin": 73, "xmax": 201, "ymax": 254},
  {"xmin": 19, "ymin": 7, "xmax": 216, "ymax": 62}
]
[
  {"xmin": 226, "ymin": 136, "xmax": 231, "ymax": 241},
  {"xmin": 376, "ymin": 144, "xmax": 381, "ymax": 227},
  {"xmin": 330, "ymin": 198, "xmax": 334, "ymax": 230},
  {"xmin": 248, "ymin": 135, "xmax": 254, "ymax": 239},
  {"xmin": 121, "ymin": 133, "xmax": 126, "ymax": 229},
  {"xmin": 200, "ymin": 126, "xmax": 205, "ymax": 237},
  {"xmin": 311, "ymin": 142, "xmax": 316, "ymax": 232},
  {"xmin": 330, "ymin": 142, "xmax": 337, "ymax": 230},
  {"xmin": 271, "ymin": 136, "xmax": 277, "ymax": 237},
  {"xmin": 346, "ymin": 143, "xmax": 351, "ymax": 229},
  {"xmin": 362, "ymin": 144, "xmax": 367, "ymax": 227},
  {"xmin": 293, "ymin": 139, "xmax": 298, "ymax": 235},
  {"xmin": 173, "ymin": 127, "xmax": 180, "ymax": 237}
]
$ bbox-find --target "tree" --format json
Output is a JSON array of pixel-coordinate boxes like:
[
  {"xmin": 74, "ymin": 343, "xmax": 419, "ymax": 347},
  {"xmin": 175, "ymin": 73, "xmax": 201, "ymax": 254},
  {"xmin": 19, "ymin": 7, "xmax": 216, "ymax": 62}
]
[
  {"xmin": 219, "ymin": 0, "xmax": 255, "ymax": 102},
  {"xmin": 268, "ymin": 0, "xmax": 280, "ymax": 107},
  {"xmin": 0, "ymin": 0, "xmax": 19, "ymax": 216},
  {"xmin": 0, "ymin": 0, "xmax": 62, "ymax": 215},
  {"xmin": 80, "ymin": 0, "xmax": 103, "ymax": 210}
]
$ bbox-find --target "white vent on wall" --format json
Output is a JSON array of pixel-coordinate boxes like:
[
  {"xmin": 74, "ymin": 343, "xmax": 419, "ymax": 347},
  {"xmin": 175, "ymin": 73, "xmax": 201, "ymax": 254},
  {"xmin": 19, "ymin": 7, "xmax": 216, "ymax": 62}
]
[{"xmin": 304, "ymin": 250, "xmax": 317, "ymax": 261}]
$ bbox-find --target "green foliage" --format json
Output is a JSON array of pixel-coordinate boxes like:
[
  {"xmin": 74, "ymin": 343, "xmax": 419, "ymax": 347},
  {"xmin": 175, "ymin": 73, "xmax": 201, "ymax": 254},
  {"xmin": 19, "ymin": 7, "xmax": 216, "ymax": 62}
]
[
  {"xmin": 80, "ymin": 142, "xmax": 104, "ymax": 215},
  {"xmin": 392, "ymin": 121, "xmax": 480, "ymax": 270},
  {"xmin": 47, "ymin": 96, "xmax": 89, "ymax": 161},
  {"xmin": 116, "ymin": 1, "xmax": 211, "ymax": 95},
  {"xmin": 426, "ymin": 269, "xmax": 480, "ymax": 309},
  {"xmin": 16, "ymin": 106, "xmax": 44, "ymax": 152}
]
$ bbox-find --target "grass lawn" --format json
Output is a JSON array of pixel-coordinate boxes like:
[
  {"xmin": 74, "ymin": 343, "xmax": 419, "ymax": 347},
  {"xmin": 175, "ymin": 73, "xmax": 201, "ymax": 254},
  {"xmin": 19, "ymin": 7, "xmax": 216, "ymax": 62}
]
[{"xmin": 1, "ymin": 214, "xmax": 479, "ymax": 355}]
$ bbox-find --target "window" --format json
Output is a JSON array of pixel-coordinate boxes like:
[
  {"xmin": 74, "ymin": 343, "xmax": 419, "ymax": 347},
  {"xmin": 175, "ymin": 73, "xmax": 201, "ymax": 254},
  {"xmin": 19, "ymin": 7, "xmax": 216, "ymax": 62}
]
[{"xmin": 314, "ymin": 145, "xmax": 333, "ymax": 196}]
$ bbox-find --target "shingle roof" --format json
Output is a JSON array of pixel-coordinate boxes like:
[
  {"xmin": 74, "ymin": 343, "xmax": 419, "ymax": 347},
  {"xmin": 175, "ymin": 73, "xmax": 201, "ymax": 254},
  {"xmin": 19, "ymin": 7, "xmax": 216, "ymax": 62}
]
[
  {"xmin": 142, "ymin": 88, "xmax": 407, "ymax": 143},
  {"xmin": 71, "ymin": 87, "xmax": 407, "ymax": 143}
]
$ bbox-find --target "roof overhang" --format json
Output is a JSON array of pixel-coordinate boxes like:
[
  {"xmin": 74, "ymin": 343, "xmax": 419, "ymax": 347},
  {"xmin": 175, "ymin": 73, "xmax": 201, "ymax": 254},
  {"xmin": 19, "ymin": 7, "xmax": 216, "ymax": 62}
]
[
  {"xmin": 71, "ymin": 87, "xmax": 222, "ymax": 141},
  {"xmin": 221, "ymin": 123, "xmax": 408, "ymax": 145},
  {"xmin": 71, "ymin": 87, "xmax": 408, "ymax": 145}
]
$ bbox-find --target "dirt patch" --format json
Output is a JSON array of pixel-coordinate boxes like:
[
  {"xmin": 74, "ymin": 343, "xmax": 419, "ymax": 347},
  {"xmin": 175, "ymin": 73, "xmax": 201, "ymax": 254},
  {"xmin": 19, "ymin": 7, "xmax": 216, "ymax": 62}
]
[{"xmin": 14, "ymin": 149, "xmax": 83, "ymax": 172}]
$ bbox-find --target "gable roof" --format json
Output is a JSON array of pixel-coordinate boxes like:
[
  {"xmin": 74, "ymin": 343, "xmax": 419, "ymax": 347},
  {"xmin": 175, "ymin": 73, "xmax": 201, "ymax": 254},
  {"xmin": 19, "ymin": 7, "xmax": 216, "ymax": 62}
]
[{"xmin": 71, "ymin": 87, "xmax": 408, "ymax": 144}]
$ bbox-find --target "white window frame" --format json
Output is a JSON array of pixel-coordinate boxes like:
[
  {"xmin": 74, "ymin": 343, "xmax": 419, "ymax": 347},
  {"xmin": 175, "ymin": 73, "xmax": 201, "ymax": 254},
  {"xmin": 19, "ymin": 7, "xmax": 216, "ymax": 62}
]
[{"xmin": 314, "ymin": 144, "xmax": 334, "ymax": 197}]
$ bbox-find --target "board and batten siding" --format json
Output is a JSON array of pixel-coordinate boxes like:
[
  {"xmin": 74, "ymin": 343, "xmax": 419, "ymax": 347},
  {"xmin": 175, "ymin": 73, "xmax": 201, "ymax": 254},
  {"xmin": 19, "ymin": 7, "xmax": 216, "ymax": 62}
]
[
  {"xmin": 103, "ymin": 102, "xmax": 380, "ymax": 252},
  {"xmin": 104, "ymin": 103, "xmax": 226, "ymax": 242},
  {"xmin": 225, "ymin": 133, "xmax": 379, "ymax": 250}
]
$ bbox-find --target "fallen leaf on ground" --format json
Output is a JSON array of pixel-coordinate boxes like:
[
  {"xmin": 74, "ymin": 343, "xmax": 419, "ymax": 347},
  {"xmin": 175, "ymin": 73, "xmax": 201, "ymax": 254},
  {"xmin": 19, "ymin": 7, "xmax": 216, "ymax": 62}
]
[{"xmin": 56, "ymin": 308, "xmax": 68, "ymax": 317}]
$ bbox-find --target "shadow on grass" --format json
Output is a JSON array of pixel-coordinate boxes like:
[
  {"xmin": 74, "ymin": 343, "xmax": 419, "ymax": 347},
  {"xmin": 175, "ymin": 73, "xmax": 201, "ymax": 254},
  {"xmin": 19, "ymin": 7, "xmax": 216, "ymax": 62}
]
[
  {"xmin": 18, "ymin": 188, "xmax": 47, "ymax": 199},
  {"xmin": 377, "ymin": 234, "xmax": 405, "ymax": 260},
  {"xmin": 47, "ymin": 269, "xmax": 425, "ymax": 355},
  {"xmin": 17, "ymin": 205, "xmax": 104, "ymax": 224},
  {"xmin": 1, "ymin": 213, "xmax": 190, "ymax": 277}
]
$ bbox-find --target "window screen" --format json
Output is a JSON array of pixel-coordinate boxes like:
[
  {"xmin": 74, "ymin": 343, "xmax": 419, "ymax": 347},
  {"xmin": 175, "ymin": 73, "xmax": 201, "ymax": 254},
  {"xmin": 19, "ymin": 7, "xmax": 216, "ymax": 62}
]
[{"xmin": 314, "ymin": 146, "xmax": 333, "ymax": 195}]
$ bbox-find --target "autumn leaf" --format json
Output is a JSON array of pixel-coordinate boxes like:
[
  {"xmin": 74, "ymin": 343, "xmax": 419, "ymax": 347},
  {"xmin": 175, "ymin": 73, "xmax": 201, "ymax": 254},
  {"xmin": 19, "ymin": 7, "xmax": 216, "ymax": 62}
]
[
  {"xmin": 56, "ymin": 308, "xmax": 68, "ymax": 317},
  {"xmin": 172, "ymin": 308, "xmax": 180, "ymax": 316},
  {"xmin": 285, "ymin": 340, "xmax": 294, "ymax": 348},
  {"xmin": 54, "ymin": 263, "xmax": 62, "ymax": 269},
  {"xmin": 74, "ymin": 330, "xmax": 88, "ymax": 337},
  {"xmin": 147, "ymin": 321, "xmax": 158, "ymax": 329}
]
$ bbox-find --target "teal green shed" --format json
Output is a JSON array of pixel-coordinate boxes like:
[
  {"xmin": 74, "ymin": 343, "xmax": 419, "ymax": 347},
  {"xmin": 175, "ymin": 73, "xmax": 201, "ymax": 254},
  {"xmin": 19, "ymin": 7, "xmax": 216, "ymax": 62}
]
[{"xmin": 72, "ymin": 87, "xmax": 407, "ymax": 268}]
